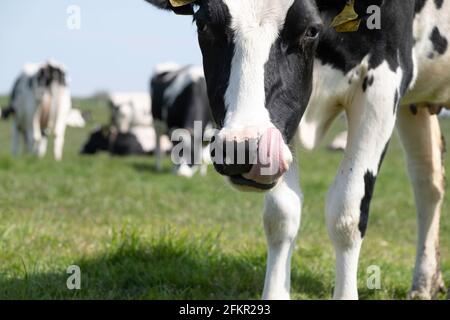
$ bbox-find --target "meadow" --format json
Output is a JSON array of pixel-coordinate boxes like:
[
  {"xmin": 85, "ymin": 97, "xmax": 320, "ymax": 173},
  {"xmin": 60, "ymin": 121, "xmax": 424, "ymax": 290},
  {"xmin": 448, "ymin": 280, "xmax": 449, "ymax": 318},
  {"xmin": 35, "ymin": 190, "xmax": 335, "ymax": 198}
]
[{"xmin": 0, "ymin": 95, "xmax": 448, "ymax": 299}]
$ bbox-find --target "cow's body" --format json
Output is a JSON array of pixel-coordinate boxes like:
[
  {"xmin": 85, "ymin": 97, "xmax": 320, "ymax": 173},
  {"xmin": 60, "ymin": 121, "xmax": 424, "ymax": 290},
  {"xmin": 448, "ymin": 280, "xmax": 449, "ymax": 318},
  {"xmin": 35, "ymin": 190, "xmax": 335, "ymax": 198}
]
[
  {"xmin": 150, "ymin": 63, "xmax": 213, "ymax": 177},
  {"xmin": 297, "ymin": 0, "xmax": 450, "ymax": 299},
  {"xmin": 81, "ymin": 125, "xmax": 165, "ymax": 156},
  {"xmin": 2, "ymin": 61, "xmax": 72, "ymax": 160},
  {"xmin": 147, "ymin": 0, "xmax": 449, "ymax": 299}
]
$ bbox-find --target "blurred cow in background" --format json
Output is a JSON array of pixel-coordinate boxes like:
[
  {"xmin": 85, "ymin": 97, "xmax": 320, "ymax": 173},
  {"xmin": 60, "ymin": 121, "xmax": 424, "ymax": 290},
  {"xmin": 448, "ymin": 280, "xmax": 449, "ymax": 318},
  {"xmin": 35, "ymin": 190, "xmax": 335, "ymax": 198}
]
[
  {"xmin": 151, "ymin": 63, "xmax": 213, "ymax": 177},
  {"xmin": 81, "ymin": 92, "xmax": 171, "ymax": 156},
  {"xmin": 1, "ymin": 60, "xmax": 72, "ymax": 160}
]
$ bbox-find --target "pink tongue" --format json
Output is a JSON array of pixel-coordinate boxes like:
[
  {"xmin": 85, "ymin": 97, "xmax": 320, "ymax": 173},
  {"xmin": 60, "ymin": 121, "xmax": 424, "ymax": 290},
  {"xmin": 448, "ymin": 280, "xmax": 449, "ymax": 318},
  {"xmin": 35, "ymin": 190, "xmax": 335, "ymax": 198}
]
[{"xmin": 243, "ymin": 128, "xmax": 288, "ymax": 184}]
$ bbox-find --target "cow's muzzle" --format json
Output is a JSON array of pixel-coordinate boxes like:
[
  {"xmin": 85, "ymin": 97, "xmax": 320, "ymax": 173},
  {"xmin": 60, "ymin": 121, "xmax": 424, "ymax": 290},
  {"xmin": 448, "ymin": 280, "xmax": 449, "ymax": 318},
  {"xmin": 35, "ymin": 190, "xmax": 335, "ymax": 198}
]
[{"xmin": 211, "ymin": 127, "xmax": 292, "ymax": 191}]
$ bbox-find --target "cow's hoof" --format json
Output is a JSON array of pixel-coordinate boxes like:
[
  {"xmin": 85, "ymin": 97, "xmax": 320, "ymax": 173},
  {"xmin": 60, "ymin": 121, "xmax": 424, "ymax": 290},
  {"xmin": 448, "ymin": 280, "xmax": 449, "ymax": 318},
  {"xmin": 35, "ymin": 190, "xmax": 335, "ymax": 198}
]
[{"xmin": 409, "ymin": 272, "xmax": 446, "ymax": 300}]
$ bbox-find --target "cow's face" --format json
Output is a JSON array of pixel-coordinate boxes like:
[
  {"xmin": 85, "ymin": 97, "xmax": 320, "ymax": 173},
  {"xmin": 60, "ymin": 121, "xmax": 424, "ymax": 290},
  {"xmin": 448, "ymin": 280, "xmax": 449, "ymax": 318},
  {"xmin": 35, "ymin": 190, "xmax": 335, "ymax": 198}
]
[
  {"xmin": 110, "ymin": 100, "xmax": 134, "ymax": 133},
  {"xmin": 147, "ymin": 0, "xmax": 321, "ymax": 191}
]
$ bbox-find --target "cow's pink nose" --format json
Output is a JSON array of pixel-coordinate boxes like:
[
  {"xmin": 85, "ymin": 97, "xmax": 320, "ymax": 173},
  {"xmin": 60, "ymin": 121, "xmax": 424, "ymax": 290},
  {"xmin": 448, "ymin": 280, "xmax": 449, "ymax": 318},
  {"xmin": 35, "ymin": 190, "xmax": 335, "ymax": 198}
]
[{"xmin": 243, "ymin": 128, "xmax": 290, "ymax": 185}]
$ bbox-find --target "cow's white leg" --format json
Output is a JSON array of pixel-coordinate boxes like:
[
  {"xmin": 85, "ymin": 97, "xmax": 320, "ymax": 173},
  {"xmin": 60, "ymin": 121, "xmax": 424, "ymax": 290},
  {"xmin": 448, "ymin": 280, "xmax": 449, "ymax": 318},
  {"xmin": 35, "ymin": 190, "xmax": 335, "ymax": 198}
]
[
  {"xmin": 25, "ymin": 119, "xmax": 39, "ymax": 155},
  {"xmin": 327, "ymin": 62, "xmax": 400, "ymax": 299},
  {"xmin": 53, "ymin": 126, "xmax": 65, "ymax": 161},
  {"xmin": 53, "ymin": 87, "xmax": 71, "ymax": 161},
  {"xmin": 37, "ymin": 136, "xmax": 48, "ymax": 158},
  {"xmin": 30, "ymin": 109, "xmax": 43, "ymax": 155},
  {"xmin": 397, "ymin": 105, "xmax": 446, "ymax": 300},
  {"xmin": 53, "ymin": 113, "xmax": 66, "ymax": 161},
  {"xmin": 11, "ymin": 120, "xmax": 21, "ymax": 156},
  {"xmin": 262, "ymin": 158, "xmax": 302, "ymax": 300}
]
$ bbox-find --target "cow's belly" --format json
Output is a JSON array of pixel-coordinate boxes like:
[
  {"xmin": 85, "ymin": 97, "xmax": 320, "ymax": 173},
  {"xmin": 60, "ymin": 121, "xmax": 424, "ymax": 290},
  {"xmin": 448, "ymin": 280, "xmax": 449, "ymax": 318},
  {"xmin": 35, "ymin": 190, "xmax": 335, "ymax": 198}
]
[
  {"xmin": 403, "ymin": 0, "xmax": 450, "ymax": 105},
  {"xmin": 403, "ymin": 52, "xmax": 450, "ymax": 105}
]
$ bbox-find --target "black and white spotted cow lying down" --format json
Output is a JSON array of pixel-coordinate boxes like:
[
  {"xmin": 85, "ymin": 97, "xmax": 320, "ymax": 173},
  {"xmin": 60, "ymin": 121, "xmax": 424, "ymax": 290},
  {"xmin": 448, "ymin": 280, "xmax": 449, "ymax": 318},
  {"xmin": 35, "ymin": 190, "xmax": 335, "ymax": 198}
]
[
  {"xmin": 146, "ymin": 0, "xmax": 450, "ymax": 300},
  {"xmin": 81, "ymin": 93, "xmax": 171, "ymax": 156}
]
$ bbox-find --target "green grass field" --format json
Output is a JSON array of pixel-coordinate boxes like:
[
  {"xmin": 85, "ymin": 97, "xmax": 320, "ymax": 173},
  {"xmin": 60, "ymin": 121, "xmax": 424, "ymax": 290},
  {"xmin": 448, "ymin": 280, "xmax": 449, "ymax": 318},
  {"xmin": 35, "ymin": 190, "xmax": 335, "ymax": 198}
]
[{"xmin": 0, "ymin": 96, "xmax": 448, "ymax": 300}]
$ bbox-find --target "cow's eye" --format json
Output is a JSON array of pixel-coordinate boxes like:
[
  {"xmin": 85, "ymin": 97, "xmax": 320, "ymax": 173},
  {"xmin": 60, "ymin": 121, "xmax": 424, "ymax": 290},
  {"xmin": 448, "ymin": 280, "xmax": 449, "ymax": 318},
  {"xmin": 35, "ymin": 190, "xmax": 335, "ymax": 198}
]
[{"xmin": 305, "ymin": 25, "xmax": 321, "ymax": 39}]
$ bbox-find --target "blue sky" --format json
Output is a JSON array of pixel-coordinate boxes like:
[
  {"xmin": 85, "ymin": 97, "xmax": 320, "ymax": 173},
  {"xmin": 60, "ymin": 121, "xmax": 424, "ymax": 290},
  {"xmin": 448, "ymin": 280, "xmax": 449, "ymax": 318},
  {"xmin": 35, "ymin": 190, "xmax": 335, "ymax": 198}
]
[{"xmin": 0, "ymin": 0, "xmax": 202, "ymax": 96}]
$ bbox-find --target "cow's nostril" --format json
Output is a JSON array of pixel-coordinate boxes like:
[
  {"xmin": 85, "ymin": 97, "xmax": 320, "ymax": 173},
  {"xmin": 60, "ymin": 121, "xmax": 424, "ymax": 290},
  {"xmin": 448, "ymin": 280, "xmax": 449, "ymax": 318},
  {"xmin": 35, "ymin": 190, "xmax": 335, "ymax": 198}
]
[{"xmin": 211, "ymin": 137, "xmax": 256, "ymax": 177}]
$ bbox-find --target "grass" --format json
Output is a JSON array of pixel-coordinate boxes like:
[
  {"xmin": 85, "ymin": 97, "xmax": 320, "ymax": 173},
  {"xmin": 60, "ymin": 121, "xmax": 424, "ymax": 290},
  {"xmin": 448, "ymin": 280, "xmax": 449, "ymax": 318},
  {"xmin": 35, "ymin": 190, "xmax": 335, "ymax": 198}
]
[{"xmin": 0, "ymin": 95, "xmax": 449, "ymax": 300}]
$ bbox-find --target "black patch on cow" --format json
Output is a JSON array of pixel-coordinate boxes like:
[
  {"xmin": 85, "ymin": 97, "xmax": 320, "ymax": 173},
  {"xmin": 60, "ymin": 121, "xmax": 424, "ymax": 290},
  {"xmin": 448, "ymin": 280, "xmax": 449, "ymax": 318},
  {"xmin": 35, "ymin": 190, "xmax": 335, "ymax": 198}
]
[
  {"xmin": 415, "ymin": 0, "xmax": 428, "ymax": 13},
  {"xmin": 393, "ymin": 90, "xmax": 399, "ymax": 114},
  {"xmin": 362, "ymin": 75, "xmax": 375, "ymax": 92},
  {"xmin": 410, "ymin": 104, "xmax": 419, "ymax": 115},
  {"xmin": 151, "ymin": 67, "xmax": 212, "ymax": 133},
  {"xmin": 194, "ymin": 1, "xmax": 234, "ymax": 129},
  {"xmin": 111, "ymin": 133, "xmax": 146, "ymax": 156},
  {"xmin": 1, "ymin": 106, "xmax": 15, "ymax": 119},
  {"xmin": 264, "ymin": 0, "xmax": 321, "ymax": 142},
  {"xmin": 434, "ymin": 0, "xmax": 444, "ymax": 9},
  {"xmin": 81, "ymin": 127, "xmax": 111, "ymax": 154},
  {"xmin": 81, "ymin": 127, "xmax": 149, "ymax": 156},
  {"xmin": 359, "ymin": 171, "xmax": 376, "ymax": 238},
  {"xmin": 358, "ymin": 142, "xmax": 389, "ymax": 237},
  {"xmin": 430, "ymin": 27, "xmax": 448, "ymax": 55},
  {"xmin": 2, "ymin": 76, "xmax": 22, "ymax": 119}
]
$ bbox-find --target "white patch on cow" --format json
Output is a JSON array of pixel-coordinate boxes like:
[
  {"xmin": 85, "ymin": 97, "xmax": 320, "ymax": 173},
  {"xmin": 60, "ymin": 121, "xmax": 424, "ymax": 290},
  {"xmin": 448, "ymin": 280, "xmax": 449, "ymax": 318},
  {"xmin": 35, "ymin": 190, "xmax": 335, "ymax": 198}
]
[
  {"xmin": 163, "ymin": 66, "xmax": 204, "ymax": 106},
  {"xmin": 109, "ymin": 92, "xmax": 153, "ymax": 132},
  {"xmin": 222, "ymin": 0, "xmax": 294, "ymax": 131}
]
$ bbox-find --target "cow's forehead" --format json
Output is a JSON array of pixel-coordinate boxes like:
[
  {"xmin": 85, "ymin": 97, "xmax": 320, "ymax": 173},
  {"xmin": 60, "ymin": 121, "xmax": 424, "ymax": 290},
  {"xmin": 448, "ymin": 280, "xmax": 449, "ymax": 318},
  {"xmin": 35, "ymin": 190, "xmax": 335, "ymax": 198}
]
[{"xmin": 222, "ymin": 0, "xmax": 295, "ymax": 31}]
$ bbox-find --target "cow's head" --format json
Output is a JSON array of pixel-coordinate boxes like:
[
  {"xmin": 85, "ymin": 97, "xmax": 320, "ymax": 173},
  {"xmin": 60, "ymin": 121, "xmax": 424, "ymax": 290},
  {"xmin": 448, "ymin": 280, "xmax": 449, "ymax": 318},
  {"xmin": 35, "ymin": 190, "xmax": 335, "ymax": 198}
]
[
  {"xmin": 109, "ymin": 99, "xmax": 134, "ymax": 133},
  {"xmin": 146, "ymin": 0, "xmax": 321, "ymax": 191},
  {"xmin": 32, "ymin": 62, "xmax": 67, "ymax": 104}
]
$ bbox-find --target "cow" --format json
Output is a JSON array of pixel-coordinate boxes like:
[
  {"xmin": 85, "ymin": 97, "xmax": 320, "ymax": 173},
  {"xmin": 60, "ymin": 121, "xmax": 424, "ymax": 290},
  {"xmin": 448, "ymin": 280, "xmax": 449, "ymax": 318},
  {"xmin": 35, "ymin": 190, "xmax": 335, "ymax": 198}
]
[
  {"xmin": 81, "ymin": 93, "xmax": 171, "ymax": 156},
  {"xmin": 146, "ymin": 0, "xmax": 450, "ymax": 300},
  {"xmin": 1, "ymin": 60, "xmax": 72, "ymax": 160},
  {"xmin": 150, "ymin": 62, "xmax": 213, "ymax": 177}
]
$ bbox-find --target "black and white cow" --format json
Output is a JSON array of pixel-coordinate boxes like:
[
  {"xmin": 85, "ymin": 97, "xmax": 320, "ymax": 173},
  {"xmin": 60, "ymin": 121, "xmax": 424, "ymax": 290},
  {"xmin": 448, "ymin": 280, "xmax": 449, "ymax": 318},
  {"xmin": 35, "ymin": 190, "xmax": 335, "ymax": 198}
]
[
  {"xmin": 151, "ymin": 62, "xmax": 213, "ymax": 177},
  {"xmin": 146, "ymin": 0, "xmax": 450, "ymax": 300},
  {"xmin": 81, "ymin": 93, "xmax": 171, "ymax": 156},
  {"xmin": 81, "ymin": 125, "xmax": 156, "ymax": 156},
  {"xmin": 1, "ymin": 61, "xmax": 72, "ymax": 160}
]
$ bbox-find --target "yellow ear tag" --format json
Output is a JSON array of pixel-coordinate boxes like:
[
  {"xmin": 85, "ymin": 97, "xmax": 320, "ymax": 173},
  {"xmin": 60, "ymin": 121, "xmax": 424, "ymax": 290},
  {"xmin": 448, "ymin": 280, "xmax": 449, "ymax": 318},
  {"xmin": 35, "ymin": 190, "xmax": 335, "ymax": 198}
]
[
  {"xmin": 331, "ymin": 0, "xmax": 361, "ymax": 33},
  {"xmin": 169, "ymin": 0, "xmax": 196, "ymax": 7}
]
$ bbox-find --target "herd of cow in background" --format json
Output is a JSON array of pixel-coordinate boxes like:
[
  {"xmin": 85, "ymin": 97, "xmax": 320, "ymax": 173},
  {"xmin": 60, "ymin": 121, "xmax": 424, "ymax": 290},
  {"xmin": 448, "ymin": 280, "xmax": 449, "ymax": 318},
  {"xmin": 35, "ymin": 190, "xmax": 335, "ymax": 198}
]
[
  {"xmin": 0, "ymin": 59, "xmax": 214, "ymax": 177},
  {"xmin": 3, "ymin": 59, "xmax": 450, "ymax": 172}
]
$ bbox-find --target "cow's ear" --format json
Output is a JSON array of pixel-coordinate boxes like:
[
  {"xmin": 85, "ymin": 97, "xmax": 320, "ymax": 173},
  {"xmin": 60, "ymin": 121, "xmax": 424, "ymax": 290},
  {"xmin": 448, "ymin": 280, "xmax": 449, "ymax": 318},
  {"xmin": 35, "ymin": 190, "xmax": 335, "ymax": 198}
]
[{"xmin": 144, "ymin": 0, "xmax": 195, "ymax": 15}]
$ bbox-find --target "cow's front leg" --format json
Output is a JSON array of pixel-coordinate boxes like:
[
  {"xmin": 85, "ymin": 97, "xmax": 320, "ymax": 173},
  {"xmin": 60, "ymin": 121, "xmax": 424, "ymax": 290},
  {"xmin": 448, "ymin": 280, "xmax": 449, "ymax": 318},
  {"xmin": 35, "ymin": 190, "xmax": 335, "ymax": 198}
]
[
  {"xmin": 11, "ymin": 120, "xmax": 21, "ymax": 156},
  {"xmin": 37, "ymin": 136, "xmax": 48, "ymax": 158},
  {"xmin": 262, "ymin": 160, "xmax": 302, "ymax": 300},
  {"xmin": 327, "ymin": 64, "xmax": 400, "ymax": 299},
  {"xmin": 53, "ymin": 124, "xmax": 66, "ymax": 161},
  {"xmin": 397, "ymin": 105, "xmax": 446, "ymax": 299}
]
